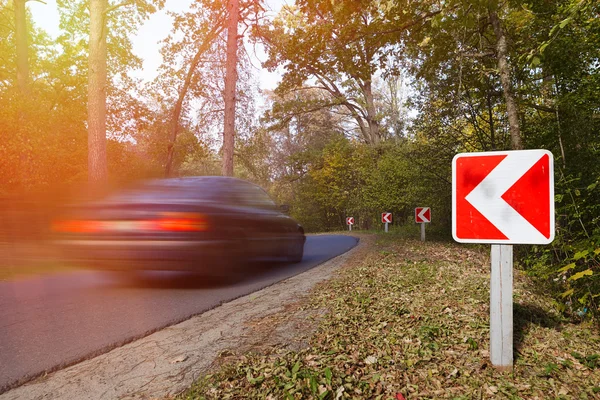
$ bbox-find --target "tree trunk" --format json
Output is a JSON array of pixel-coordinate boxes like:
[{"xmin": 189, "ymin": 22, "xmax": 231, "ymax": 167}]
[
  {"xmin": 88, "ymin": 0, "xmax": 109, "ymax": 185},
  {"xmin": 14, "ymin": 0, "xmax": 29, "ymax": 94},
  {"xmin": 221, "ymin": 0, "xmax": 239, "ymax": 177},
  {"xmin": 363, "ymin": 81, "xmax": 380, "ymax": 144},
  {"xmin": 489, "ymin": 9, "xmax": 522, "ymax": 150}
]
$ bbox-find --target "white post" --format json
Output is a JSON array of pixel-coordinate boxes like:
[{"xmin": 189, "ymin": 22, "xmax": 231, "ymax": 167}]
[
  {"xmin": 420, "ymin": 223, "xmax": 425, "ymax": 241},
  {"xmin": 385, "ymin": 222, "xmax": 388, "ymax": 233},
  {"xmin": 490, "ymin": 244, "xmax": 513, "ymax": 370},
  {"xmin": 349, "ymin": 224, "xmax": 352, "ymax": 231}
]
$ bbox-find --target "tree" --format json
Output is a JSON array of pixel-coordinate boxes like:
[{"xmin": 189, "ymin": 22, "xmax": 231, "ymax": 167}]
[
  {"xmin": 13, "ymin": 0, "xmax": 29, "ymax": 94},
  {"xmin": 222, "ymin": 0, "xmax": 239, "ymax": 176},
  {"xmin": 56, "ymin": 0, "xmax": 164, "ymax": 185},
  {"xmin": 87, "ymin": 0, "xmax": 109, "ymax": 184},
  {"xmin": 153, "ymin": 0, "xmax": 262, "ymax": 178},
  {"xmin": 163, "ymin": 8, "xmax": 226, "ymax": 177},
  {"xmin": 259, "ymin": 0, "xmax": 442, "ymax": 144},
  {"xmin": 489, "ymin": 6, "xmax": 522, "ymax": 150}
]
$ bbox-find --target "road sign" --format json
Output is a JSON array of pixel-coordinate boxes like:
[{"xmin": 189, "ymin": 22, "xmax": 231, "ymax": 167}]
[
  {"xmin": 346, "ymin": 217, "xmax": 354, "ymax": 225},
  {"xmin": 415, "ymin": 207, "xmax": 431, "ymax": 223},
  {"xmin": 381, "ymin": 213, "xmax": 392, "ymax": 223},
  {"xmin": 452, "ymin": 149, "xmax": 554, "ymax": 244}
]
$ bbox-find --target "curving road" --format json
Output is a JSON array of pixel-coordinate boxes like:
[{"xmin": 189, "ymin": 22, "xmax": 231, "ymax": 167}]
[{"xmin": 0, "ymin": 235, "xmax": 357, "ymax": 393}]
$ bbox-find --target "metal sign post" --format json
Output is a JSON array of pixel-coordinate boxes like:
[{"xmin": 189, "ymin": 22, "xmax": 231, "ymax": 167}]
[
  {"xmin": 382, "ymin": 213, "xmax": 392, "ymax": 233},
  {"xmin": 490, "ymin": 244, "xmax": 513, "ymax": 370},
  {"xmin": 452, "ymin": 150, "xmax": 555, "ymax": 370},
  {"xmin": 415, "ymin": 208, "xmax": 431, "ymax": 241},
  {"xmin": 346, "ymin": 217, "xmax": 354, "ymax": 231}
]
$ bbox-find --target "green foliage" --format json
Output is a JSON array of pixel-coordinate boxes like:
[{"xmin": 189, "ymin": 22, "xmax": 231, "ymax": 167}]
[
  {"xmin": 404, "ymin": 0, "xmax": 600, "ymax": 319},
  {"xmin": 523, "ymin": 174, "xmax": 600, "ymax": 319},
  {"xmin": 280, "ymin": 136, "xmax": 450, "ymax": 233}
]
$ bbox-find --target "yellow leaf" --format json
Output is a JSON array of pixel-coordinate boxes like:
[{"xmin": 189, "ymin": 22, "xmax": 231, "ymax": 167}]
[
  {"xmin": 568, "ymin": 269, "xmax": 593, "ymax": 281},
  {"xmin": 561, "ymin": 289, "xmax": 574, "ymax": 298},
  {"xmin": 558, "ymin": 263, "xmax": 576, "ymax": 273},
  {"xmin": 418, "ymin": 37, "xmax": 431, "ymax": 47}
]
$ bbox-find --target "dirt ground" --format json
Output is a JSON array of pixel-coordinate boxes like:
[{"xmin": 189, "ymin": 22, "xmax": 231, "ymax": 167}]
[{"xmin": 0, "ymin": 235, "xmax": 370, "ymax": 400}]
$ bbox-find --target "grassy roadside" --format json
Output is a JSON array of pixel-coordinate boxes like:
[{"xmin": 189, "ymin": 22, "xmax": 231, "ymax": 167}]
[{"xmin": 180, "ymin": 233, "xmax": 600, "ymax": 399}]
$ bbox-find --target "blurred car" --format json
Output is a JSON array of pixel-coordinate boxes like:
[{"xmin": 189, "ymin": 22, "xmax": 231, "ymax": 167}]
[{"xmin": 52, "ymin": 176, "xmax": 305, "ymax": 275}]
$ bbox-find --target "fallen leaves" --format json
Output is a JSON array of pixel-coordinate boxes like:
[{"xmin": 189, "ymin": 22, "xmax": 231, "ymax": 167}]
[{"xmin": 181, "ymin": 234, "xmax": 600, "ymax": 400}]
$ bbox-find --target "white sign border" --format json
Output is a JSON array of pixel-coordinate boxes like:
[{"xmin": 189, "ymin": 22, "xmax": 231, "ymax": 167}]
[{"xmin": 452, "ymin": 149, "xmax": 555, "ymax": 245}]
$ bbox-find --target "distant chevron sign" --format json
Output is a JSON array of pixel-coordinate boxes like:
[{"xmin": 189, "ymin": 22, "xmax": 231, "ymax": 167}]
[
  {"xmin": 452, "ymin": 150, "xmax": 555, "ymax": 244},
  {"xmin": 415, "ymin": 207, "xmax": 430, "ymax": 223}
]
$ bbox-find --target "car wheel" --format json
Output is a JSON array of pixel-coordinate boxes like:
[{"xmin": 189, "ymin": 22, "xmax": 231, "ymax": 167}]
[{"xmin": 209, "ymin": 238, "xmax": 250, "ymax": 282}]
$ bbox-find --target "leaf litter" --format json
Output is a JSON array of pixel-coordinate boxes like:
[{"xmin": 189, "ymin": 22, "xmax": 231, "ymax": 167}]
[{"xmin": 178, "ymin": 233, "xmax": 600, "ymax": 399}]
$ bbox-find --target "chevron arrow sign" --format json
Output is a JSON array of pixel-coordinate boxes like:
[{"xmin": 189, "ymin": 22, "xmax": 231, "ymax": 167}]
[{"xmin": 452, "ymin": 150, "xmax": 555, "ymax": 244}]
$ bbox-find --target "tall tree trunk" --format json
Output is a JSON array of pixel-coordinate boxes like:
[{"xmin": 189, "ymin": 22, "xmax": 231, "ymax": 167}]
[
  {"xmin": 14, "ymin": 0, "xmax": 29, "ymax": 94},
  {"xmin": 363, "ymin": 81, "xmax": 380, "ymax": 144},
  {"xmin": 222, "ymin": 0, "xmax": 239, "ymax": 177},
  {"xmin": 88, "ymin": 0, "xmax": 109, "ymax": 185},
  {"xmin": 489, "ymin": 9, "xmax": 523, "ymax": 150}
]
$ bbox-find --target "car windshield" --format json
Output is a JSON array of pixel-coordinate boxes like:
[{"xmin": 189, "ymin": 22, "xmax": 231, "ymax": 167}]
[{"xmin": 104, "ymin": 179, "xmax": 224, "ymax": 204}]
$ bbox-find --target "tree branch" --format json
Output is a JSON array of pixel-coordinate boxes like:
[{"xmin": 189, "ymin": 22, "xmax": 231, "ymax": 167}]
[
  {"xmin": 519, "ymin": 101, "xmax": 556, "ymax": 113},
  {"xmin": 350, "ymin": 9, "xmax": 447, "ymax": 41},
  {"xmin": 104, "ymin": 1, "xmax": 132, "ymax": 15}
]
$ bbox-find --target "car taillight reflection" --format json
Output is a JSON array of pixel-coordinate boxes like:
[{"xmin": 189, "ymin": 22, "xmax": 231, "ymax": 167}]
[
  {"xmin": 155, "ymin": 213, "xmax": 208, "ymax": 232},
  {"xmin": 52, "ymin": 213, "xmax": 209, "ymax": 233}
]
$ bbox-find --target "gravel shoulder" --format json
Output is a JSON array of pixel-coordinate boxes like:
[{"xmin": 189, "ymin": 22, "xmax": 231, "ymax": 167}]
[{"xmin": 0, "ymin": 235, "xmax": 369, "ymax": 400}]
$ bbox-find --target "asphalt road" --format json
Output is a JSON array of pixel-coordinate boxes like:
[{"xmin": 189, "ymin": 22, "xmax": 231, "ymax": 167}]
[{"xmin": 0, "ymin": 235, "xmax": 358, "ymax": 393}]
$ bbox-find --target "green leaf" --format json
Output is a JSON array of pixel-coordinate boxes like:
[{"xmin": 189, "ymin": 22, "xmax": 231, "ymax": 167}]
[
  {"xmin": 578, "ymin": 293, "xmax": 589, "ymax": 305},
  {"xmin": 573, "ymin": 250, "xmax": 589, "ymax": 260},
  {"xmin": 309, "ymin": 374, "xmax": 318, "ymax": 394},
  {"xmin": 568, "ymin": 269, "xmax": 593, "ymax": 281},
  {"xmin": 559, "ymin": 17, "xmax": 572, "ymax": 28},
  {"xmin": 540, "ymin": 42, "xmax": 550, "ymax": 54},
  {"xmin": 291, "ymin": 361, "xmax": 301, "ymax": 375},
  {"xmin": 561, "ymin": 288, "xmax": 574, "ymax": 298},
  {"xmin": 531, "ymin": 56, "xmax": 541, "ymax": 66},
  {"xmin": 555, "ymin": 194, "xmax": 564, "ymax": 203},
  {"xmin": 594, "ymin": 248, "xmax": 600, "ymax": 256},
  {"xmin": 319, "ymin": 390, "xmax": 331, "ymax": 400},
  {"xmin": 558, "ymin": 263, "xmax": 576, "ymax": 273},
  {"xmin": 324, "ymin": 367, "xmax": 332, "ymax": 385},
  {"xmin": 587, "ymin": 182, "xmax": 598, "ymax": 191}
]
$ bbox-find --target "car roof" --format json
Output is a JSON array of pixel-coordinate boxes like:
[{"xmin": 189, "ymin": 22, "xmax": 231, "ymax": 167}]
[{"xmin": 143, "ymin": 176, "xmax": 257, "ymax": 189}]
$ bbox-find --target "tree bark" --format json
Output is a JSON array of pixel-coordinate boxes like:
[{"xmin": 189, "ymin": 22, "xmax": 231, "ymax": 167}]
[
  {"xmin": 489, "ymin": 9, "xmax": 523, "ymax": 150},
  {"xmin": 88, "ymin": 0, "xmax": 109, "ymax": 184},
  {"xmin": 362, "ymin": 80, "xmax": 380, "ymax": 144},
  {"xmin": 14, "ymin": 0, "xmax": 29, "ymax": 94},
  {"xmin": 221, "ymin": 0, "xmax": 239, "ymax": 177},
  {"xmin": 164, "ymin": 24, "xmax": 224, "ymax": 177}
]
